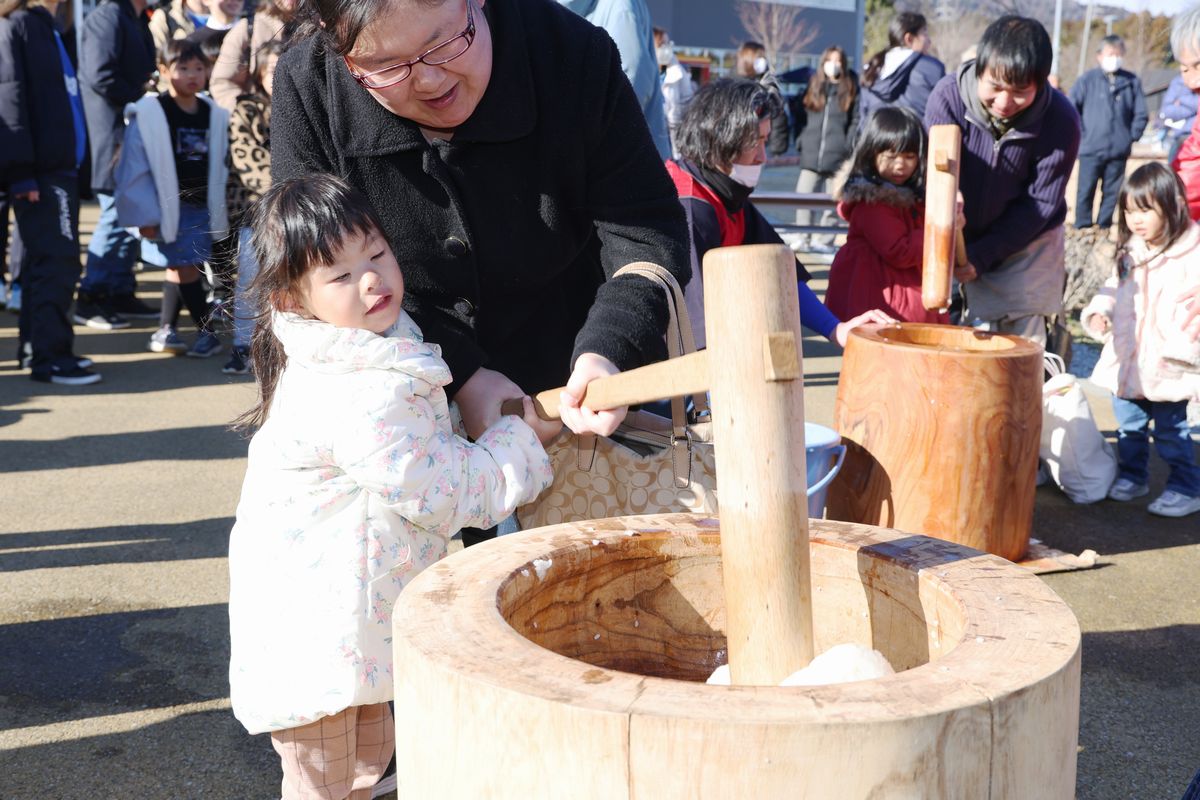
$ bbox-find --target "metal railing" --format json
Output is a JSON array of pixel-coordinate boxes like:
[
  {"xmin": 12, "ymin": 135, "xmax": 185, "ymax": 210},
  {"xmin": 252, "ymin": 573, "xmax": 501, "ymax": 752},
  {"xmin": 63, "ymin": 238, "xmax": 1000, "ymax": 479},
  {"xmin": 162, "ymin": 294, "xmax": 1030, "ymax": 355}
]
[{"xmin": 750, "ymin": 191, "xmax": 845, "ymax": 237}]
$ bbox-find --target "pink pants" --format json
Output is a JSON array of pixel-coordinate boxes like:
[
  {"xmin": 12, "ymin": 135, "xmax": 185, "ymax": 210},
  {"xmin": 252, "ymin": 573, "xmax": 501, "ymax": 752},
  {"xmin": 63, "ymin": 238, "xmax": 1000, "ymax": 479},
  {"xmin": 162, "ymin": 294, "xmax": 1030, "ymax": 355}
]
[{"xmin": 271, "ymin": 703, "xmax": 394, "ymax": 800}]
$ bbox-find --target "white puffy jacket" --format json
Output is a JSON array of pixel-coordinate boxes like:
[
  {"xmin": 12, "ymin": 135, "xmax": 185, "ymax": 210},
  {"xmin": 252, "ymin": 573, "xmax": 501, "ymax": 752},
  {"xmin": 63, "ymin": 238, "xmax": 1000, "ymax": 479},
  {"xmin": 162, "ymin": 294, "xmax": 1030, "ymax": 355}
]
[{"xmin": 229, "ymin": 311, "xmax": 551, "ymax": 734}]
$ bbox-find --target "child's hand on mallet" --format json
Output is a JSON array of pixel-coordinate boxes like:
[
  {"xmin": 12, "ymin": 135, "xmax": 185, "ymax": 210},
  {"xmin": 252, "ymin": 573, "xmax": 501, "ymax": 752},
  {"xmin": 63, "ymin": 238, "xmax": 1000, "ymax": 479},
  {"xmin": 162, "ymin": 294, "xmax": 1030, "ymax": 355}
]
[{"xmin": 519, "ymin": 395, "xmax": 564, "ymax": 447}]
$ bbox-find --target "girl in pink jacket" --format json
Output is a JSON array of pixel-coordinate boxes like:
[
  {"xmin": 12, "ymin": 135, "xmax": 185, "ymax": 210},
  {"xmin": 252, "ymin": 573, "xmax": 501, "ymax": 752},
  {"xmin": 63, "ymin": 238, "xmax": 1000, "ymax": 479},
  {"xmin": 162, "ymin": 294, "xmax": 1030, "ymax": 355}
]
[{"xmin": 1082, "ymin": 163, "xmax": 1200, "ymax": 517}]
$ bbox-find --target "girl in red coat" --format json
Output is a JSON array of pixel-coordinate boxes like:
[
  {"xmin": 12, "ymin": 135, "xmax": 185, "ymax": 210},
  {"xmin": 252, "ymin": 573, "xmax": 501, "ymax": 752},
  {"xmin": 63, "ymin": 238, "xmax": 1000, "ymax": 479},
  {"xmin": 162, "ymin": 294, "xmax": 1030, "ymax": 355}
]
[{"xmin": 825, "ymin": 106, "xmax": 950, "ymax": 324}]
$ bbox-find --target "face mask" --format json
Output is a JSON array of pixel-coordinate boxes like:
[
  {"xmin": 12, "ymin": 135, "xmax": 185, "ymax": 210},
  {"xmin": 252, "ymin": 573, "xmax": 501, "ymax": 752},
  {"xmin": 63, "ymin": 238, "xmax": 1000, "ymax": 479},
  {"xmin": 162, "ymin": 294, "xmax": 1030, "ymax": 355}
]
[
  {"xmin": 823, "ymin": 61, "xmax": 842, "ymax": 79},
  {"xmin": 1101, "ymin": 55, "xmax": 1122, "ymax": 73},
  {"xmin": 753, "ymin": 56, "xmax": 769, "ymax": 76},
  {"xmin": 729, "ymin": 162, "xmax": 763, "ymax": 188}
]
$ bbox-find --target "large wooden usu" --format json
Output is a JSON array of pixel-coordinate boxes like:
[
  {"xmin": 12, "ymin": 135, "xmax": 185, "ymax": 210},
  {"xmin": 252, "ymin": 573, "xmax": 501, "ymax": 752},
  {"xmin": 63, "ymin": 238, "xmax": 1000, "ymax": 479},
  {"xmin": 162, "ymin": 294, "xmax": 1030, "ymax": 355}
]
[{"xmin": 391, "ymin": 246, "xmax": 1078, "ymax": 798}]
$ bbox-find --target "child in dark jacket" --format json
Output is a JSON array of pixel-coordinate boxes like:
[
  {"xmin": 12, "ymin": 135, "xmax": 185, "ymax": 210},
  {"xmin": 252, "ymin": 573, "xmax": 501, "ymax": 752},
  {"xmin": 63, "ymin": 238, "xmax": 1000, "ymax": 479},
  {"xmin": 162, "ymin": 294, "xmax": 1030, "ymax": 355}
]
[
  {"xmin": 825, "ymin": 106, "xmax": 956, "ymax": 324},
  {"xmin": 0, "ymin": 0, "xmax": 99, "ymax": 385},
  {"xmin": 115, "ymin": 38, "xmax": 230, "ymax": 358}
]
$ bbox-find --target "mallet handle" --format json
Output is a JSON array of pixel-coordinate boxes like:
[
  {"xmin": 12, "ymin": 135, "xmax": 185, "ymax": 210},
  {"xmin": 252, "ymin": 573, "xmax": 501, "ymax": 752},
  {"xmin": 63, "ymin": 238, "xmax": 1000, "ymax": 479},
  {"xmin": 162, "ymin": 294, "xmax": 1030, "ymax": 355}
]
[
  {"xmin": 499, "ymin": 350, "xmax": 710, "ymax": 421},
  {"xmin": 922, "ymin": 125, "xmax": 962, "ymax": 312}
]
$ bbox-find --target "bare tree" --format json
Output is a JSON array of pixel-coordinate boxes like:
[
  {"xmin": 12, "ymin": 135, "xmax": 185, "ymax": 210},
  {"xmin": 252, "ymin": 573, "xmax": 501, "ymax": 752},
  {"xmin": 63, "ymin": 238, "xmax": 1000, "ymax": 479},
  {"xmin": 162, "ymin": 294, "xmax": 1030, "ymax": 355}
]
[{"xmin": 735, "ymin": 1, "xmax": 821, "ymax": 66}]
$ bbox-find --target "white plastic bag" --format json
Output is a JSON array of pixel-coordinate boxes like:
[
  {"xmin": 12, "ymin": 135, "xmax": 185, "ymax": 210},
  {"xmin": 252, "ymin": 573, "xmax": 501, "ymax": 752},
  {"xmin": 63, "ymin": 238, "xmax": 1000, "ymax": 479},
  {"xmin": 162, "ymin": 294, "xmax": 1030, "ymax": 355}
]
[{"xmin": 1040, "ymin": 355, "xmax": 1117, "ymax": 504}]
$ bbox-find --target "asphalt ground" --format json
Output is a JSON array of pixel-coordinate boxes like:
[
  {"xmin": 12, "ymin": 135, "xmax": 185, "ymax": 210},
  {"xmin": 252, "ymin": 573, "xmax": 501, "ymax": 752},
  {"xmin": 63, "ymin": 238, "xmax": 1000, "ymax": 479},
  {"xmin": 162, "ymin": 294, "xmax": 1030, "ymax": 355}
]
[{"xmin": 1, "ymin": 192, "xmax": 1198, "ymax": 799}]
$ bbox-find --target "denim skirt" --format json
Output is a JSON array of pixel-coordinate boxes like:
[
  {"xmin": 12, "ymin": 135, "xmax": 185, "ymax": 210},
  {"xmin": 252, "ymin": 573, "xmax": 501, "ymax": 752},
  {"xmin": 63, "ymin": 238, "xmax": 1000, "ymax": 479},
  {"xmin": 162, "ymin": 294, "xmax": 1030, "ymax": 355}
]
[{"xmin": 141, "ymin": 202, "xmax": 212, "ymax": 267}]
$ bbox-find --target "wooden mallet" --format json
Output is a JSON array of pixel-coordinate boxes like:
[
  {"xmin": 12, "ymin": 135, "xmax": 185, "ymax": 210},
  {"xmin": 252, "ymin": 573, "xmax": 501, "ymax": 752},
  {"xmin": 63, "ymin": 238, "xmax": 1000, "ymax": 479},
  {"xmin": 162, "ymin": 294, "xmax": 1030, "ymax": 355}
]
[{"xmin": 922, "ymin": 124, "xmax": 968, "ymax": 312}]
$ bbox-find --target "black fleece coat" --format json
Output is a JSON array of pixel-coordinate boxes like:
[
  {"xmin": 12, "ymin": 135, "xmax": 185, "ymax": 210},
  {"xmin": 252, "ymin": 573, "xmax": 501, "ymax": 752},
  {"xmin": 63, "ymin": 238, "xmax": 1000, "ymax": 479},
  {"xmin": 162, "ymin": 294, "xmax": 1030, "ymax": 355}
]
[
  {"xmin": 794, "ymin": 77, "xmax": 859, "ymax": 176},
  {"xmin": 78, "ymin": 0, "xmax": 154, "ymax": 193},
  {"xmin": 271, "ymin": 0, "xmax": 690, "ymax": 397},
  {"xmin": 0, "ymin": 6, "xmax": 80, "ymax": 189}
]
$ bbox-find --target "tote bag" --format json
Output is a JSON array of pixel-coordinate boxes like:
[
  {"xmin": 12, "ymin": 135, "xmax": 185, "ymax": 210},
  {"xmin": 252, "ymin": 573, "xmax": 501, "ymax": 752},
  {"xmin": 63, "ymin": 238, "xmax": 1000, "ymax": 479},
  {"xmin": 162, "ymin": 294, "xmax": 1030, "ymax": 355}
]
[
  {"xmin": 1040, "ymin": 354, "xmax": 1117, "ymax": 504},
  {"xmin": 516, "ymin": 263, "xmax": 717, "ymax": 529}
]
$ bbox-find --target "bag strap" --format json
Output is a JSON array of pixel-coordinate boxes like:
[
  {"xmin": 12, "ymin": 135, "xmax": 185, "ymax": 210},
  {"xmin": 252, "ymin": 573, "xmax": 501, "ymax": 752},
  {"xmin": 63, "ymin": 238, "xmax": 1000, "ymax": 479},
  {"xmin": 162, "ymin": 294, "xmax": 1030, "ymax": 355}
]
[{"xmin": 612, "ymin": 263, "xmax": 706, "ymax": 487}]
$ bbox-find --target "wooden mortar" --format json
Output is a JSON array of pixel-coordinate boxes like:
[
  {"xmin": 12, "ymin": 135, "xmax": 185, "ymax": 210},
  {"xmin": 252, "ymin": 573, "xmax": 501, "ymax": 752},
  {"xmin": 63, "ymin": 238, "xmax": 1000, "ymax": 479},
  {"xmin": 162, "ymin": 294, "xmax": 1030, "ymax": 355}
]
[
  {"xmin": 826, "ymin": 323, "xmax": 1043, "ymax": 561},
  {"xmin": 392, "ymin": 513, "xmax": 1081, "ymax": 798}
]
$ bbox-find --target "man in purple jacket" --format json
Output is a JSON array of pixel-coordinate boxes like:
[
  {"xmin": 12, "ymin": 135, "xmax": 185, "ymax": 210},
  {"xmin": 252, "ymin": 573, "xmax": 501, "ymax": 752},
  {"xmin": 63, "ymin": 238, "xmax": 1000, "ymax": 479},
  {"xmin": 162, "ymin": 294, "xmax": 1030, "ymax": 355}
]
[{"xmin": 925, "ymin": 15, "xmax": 1081, "ymax": 345}]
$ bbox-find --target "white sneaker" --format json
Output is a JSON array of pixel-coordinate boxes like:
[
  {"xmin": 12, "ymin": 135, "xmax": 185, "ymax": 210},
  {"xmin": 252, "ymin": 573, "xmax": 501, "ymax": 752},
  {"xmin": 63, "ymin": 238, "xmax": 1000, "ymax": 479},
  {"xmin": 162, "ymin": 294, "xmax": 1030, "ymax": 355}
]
[
  {"xmin": 1107, "ymin": 478, "xmax": 1149, "ymax": 502},
  {"xmin": 1147, "ymin": 490, "xmax": 1200, "ymax": 518}
]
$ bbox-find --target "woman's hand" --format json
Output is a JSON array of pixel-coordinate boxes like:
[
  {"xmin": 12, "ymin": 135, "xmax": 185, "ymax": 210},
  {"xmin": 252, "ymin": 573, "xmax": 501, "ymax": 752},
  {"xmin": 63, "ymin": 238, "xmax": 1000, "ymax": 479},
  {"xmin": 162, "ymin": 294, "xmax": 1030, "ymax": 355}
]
[
  {"xmin": 954, "ymin": 262, "xmax": 978, "ymax": 284},
  {"xmin": 139, "ymin": 225, "xmax": 160, "ymax": 240},
  {"xmin": 456, "ymin": 367, "xmax": 523, "ymax": 440},
  {"xmin": 559, "ymin": 353, "xmax": 626, "ymax": 436},
  {"xmin": 519, "ymin": 396, "xmax": 564, "ymax": 447},
  {"xmin": 833, "ymin": 309, "xmax": 896, "ymax": 348},
  {"xmin": 15, "ymin": 190, "xmax": 39, "ymax": 203}
]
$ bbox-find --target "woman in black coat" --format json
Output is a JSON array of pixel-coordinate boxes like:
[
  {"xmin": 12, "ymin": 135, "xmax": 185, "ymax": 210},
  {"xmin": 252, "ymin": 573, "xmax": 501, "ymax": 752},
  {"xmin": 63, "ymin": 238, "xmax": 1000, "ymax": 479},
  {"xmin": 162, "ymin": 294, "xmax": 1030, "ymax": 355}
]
[
  {"xmin": 793, "ymin": 45, "xmax": 858, "ymax": 253},
  {"xmin": 271, "ymin": 0, "xmax": 689, "ymax": 439}
]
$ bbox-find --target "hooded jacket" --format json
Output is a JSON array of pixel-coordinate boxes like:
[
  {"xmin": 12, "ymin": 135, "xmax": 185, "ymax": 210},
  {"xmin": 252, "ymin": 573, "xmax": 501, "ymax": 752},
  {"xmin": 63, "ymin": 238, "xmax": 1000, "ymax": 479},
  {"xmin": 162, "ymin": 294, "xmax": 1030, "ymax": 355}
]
[
  {"xmin": 860, "ymin": 48, "xmax": 945, "ymax": 122},
  {"xmin": 1069, "ymin": 66, "xmax": 1147, "ymax": 160},
  {"xmin": 0, "ymin": 6, "xmax": 84, "ymax": 191},
  {"xmin": 1081, "ymin": 225, "xmax": 1200, "ymax": 402},
  {"xmin": 825, "ymin": 177, "xmax": 945, "ymax": 324},
  {"xmin": 925, "ymin": 61, "xmax": 1080, "ymax": 273},
  {"xmin": 78, "ymin": 0, "xmax": 155, "ymax": 193},
  {"xmin": 228, "ymin": 311, "xmax": 552, "ymax": 734},
  {"xmin": 270, "ymin": 0, "xmax": 690, "ymax": 398}
]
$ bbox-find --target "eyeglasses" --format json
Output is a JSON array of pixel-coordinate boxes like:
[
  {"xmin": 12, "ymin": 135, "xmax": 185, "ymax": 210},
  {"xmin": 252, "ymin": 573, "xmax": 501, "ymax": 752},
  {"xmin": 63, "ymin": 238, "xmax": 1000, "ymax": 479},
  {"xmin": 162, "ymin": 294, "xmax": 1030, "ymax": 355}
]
[{"xmin": 344, "ymin": 1, "xmax": 475, "ymax": 90}]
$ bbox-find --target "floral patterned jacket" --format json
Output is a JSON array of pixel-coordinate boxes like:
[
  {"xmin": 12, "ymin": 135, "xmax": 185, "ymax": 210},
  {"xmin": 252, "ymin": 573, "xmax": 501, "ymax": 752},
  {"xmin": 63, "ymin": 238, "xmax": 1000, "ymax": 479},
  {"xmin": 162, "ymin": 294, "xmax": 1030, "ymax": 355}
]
[{"xmin": 228, "ymin": 311, "xmax": 552, "ymax": 734}]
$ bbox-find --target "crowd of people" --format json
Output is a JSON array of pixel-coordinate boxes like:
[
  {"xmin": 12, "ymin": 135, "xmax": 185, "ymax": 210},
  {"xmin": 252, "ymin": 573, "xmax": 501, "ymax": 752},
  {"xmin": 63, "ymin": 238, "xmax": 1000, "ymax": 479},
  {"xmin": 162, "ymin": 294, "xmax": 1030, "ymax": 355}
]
[{"xmin": 3, "ymin": 0, "xmax": 1200, "ymax": 796}]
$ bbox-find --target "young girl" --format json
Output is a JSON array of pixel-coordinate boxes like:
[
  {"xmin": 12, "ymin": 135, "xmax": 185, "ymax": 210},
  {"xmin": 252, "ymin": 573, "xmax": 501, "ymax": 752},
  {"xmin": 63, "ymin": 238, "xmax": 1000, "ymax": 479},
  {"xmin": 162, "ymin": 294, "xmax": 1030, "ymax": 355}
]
[
  {"xmin": 222, "ymin": 39, "xmax": 281, "ymax": 374},
  {"xmin": 825, "ymin": 106, "xmax": 954, "ymax": 324},
  {"xmin": 1081, "ymin": 162, "xmax": 1200, "ymax": 518},
  {"xmin": 228, "ymin": 174, "xmax": 556, "ymax": 799},
  {"xmin": 115, "ymin": 38, "xmax": 230, "ymax": 358}
]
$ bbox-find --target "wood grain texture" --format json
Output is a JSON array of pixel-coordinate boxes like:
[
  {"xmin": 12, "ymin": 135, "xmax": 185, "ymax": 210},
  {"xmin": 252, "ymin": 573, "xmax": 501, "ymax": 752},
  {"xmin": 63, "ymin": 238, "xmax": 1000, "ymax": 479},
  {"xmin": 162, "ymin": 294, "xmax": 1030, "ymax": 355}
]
[
  {"xmin": 922, "ymin": 125, "xmax": 962, "ymax": 312},
  {"xmin": 826, "ymin": 323, "xmax": 1044, "ymax": 561},
  {"xmin": 702, "ymin": 244, "xmax": 813, "ymax": 685},
  {"xmin": 391, "ymin": 514, "xmax": 1080, "ymax": 798}
]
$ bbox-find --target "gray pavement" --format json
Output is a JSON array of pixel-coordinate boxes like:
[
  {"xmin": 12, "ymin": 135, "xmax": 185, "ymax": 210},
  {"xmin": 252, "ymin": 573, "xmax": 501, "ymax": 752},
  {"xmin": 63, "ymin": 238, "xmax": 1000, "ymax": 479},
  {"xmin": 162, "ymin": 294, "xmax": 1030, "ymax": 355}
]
[{"xmin": 1, "ymin": 202, "xmax": 1198, "ymax": 799}]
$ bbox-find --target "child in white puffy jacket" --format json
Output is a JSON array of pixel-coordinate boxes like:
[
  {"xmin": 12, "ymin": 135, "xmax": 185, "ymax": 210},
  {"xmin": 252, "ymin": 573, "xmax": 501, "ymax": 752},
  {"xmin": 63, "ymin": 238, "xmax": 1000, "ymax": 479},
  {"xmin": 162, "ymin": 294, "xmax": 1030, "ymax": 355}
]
[
  {"xmin": 1082, "ymin": 162, "xmax": 1200, "ymax": 518},
  {"xmin": 227, "ymin": 175, "xmax": 558, "ymax": 799}
]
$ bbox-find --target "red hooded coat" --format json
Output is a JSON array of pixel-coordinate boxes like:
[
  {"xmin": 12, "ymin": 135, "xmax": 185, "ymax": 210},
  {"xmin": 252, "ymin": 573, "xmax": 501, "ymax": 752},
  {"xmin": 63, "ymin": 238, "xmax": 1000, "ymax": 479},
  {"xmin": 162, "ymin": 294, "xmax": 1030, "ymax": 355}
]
[{"xmin": 825, "ymin": 178, "xmax": 948, "ymax": 324}]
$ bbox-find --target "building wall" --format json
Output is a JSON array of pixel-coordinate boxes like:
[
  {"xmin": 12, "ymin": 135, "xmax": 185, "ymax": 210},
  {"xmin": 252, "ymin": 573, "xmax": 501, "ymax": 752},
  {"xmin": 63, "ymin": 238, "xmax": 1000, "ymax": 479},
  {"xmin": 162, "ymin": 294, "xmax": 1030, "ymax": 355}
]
[{"xmin": 646, "ymin": 0, "xmax": 861, "ymax": 68}]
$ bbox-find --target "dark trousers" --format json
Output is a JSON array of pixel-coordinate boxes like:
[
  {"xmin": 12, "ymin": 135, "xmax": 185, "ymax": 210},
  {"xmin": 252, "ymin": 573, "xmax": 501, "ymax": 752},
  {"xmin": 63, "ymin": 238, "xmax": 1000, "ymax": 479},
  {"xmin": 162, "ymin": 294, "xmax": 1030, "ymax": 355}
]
[
  {"xmin": 1075, "ymin": 155, "xmax": 1126, "ymax": 229},
  {"xmin": 13, "ymin": 174, "xmax": 82, "ymax": 374}
]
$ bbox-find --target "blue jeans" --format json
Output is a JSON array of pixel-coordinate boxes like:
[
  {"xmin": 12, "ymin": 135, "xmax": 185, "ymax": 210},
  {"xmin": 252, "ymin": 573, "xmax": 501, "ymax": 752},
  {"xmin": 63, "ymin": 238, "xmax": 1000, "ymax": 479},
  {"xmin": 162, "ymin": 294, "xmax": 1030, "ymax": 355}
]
[
  {"xmin": 1075, "ymin": 155, "xmax": 1126, "ymax": 229},
  {"xmin": 80, "ymin": 192, "xmax": 137, "ymax": 295},
  {"xmin": 232, "ymin": 226, "xmax": 260, "ymax": 348},
  {"xmin": 1112, "ymin": 396, "xmax": 1200, "ymax": 497}
]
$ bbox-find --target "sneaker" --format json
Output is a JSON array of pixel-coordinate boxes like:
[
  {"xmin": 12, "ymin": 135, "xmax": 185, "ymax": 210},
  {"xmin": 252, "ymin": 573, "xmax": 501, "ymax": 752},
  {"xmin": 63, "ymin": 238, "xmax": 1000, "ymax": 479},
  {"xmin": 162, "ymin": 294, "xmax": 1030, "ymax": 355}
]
[
  {"xmin": 222, "ymin": 346, "xmax": 251, "ymax": 374},
  {"xmin": 187, "ymin": 331, "xmax": 222, "ymax": 358},
  {"xmin": 19, "ymin": 350, "xmax": 93, "ymax": 370},
  {"xmin": 5, "ymin": 283, "xmax": 20, "ymax": 312},
  {"xmin": 1148, "ymin": 490, "xmax": 1200, "ymax": 517},
  {"xmin": 73, "ymin": 293, "xmax": 131, "ymax": 330},
  {"xmin": 30, "ymin": 364, "xmax": 102, "ymax": 386},
  {"xmin": 148, "ymin": 325, "xmax": 187, "ymax": 354},
  {"xmin": 809, "ymin": 242, "xmax": 839, "ymax": 255},
  {"xmin": 1107, "ymin": 478, "xmax": 1150, "ymax": 502},
  {"xmin": 106, "ymin": 292, "xmax": 160, "ymax": 319}
]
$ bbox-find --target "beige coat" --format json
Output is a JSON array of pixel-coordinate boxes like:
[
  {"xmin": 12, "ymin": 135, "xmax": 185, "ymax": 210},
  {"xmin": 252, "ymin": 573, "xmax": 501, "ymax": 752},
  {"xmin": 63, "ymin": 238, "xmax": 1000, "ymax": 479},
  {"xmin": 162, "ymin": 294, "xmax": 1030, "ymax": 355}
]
[
  {"xmin": 210, "ymin": 10, "xmax": 286, "ymax": 109},
  {"xmin": 1081, "ymin": 223, "xmax": 1200, "ymax": 402},
  {"xmin": 148, "ymin": 0, "xmax": 198, "ymax": 90}
]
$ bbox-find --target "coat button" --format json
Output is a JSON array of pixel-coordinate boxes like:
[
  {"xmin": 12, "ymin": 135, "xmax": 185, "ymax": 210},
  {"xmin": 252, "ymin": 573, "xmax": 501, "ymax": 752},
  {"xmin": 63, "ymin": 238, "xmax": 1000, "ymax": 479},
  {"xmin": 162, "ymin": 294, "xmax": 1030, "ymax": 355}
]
[
  {"xmin": 445, "ymin": 236, "xmax": 468, "ymax": 258},
  {"xmin": 454, "ymin": 298, "xmax": 476, "ymax": 318}
]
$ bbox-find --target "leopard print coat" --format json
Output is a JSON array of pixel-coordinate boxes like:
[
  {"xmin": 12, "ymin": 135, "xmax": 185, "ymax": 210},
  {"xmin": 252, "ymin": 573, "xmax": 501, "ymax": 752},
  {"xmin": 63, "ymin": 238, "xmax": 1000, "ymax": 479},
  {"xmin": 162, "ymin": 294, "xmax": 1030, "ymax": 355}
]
[{"xmin": 226, "ymin": 93, "xmax": 271, "ymax": 227}]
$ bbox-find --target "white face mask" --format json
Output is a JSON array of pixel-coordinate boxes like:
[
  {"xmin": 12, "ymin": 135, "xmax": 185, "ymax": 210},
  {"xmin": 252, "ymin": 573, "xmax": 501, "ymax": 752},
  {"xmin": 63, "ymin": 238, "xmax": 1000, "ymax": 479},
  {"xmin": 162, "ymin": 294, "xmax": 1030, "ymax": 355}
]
[
  {"xmin": 729, "ymin": 162, "xmax": 763, "ymax": 188},
  {"xmin": 823, "ymin": 61, "xmax": 842, "ymax": 79},
  {"xmin": 753, "ymin": 56, "xmax": 769, "ymax": 76},
  {"xmin": 1101, "ymin": 55, "xmax": 1122, "ymax": 73}
]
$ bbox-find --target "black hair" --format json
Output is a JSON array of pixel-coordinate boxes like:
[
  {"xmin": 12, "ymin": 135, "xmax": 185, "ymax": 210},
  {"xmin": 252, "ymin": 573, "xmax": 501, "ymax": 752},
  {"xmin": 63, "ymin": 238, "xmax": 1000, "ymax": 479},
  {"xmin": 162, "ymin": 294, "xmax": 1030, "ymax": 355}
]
[
  {"xmin": 1098, "ymin": 35, "xmax": 1125, "ymax": 53},
  {"xmin": 160, "ymin": 37, "xmax": 209, "ymax": 68},
  {"xmin": 234, "ymin": 174, "xmax": 388, "ymax": 430},
  {"xmin": 1116, "ymin": 162, "xmax": 1192, "ymax": 258},
  {"xmin": 862, "ymin": 12, "xmax": 927, "ymax": 88},
  {"xmin": 846, "ymin": 106, "xmax": 926, "ymax": 193},
  {"xmin": 676, "ymin": 77, "xmax": 781, "ymax": 172},
  {"xmin": 974, "ymin": 15, "xmax": 1052, "ymax": 89},
  {"xmin": 295, "ymin": 0, "xmax": 447, "ymax": 57}
]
